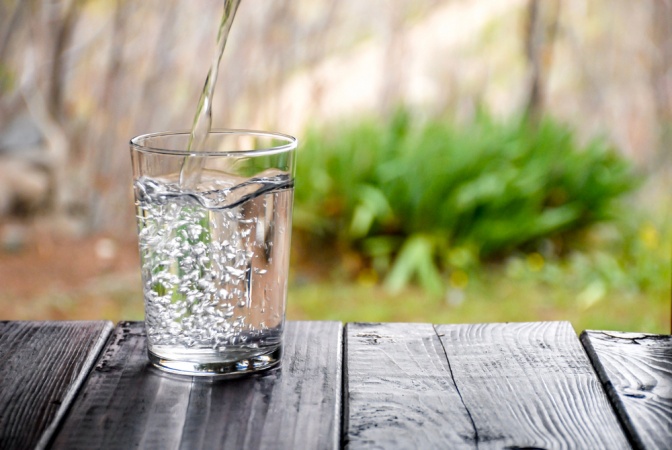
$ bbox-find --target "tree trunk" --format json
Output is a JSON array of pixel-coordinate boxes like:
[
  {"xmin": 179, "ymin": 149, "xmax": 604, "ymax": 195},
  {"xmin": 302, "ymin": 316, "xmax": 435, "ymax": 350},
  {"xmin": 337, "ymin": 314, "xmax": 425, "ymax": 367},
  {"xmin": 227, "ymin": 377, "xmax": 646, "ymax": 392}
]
[{"xmin": 524, "ymin": 0, "xmax": 560, "ymax": 125}]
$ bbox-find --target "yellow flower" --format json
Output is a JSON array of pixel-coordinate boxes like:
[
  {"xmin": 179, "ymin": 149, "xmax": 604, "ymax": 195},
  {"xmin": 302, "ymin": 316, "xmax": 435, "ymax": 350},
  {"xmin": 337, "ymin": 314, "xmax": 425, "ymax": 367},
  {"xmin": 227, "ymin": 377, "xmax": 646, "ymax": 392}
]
[
  {"xmin": 450, "ymin": 270, "xmax": 469, "ymax": 289},
  {"xmin": 639, "ymin": 223, "xmax": 659, "ymax": 250},
  {"xmin": 527, "ymin": 252, "xmax": 545, "ymax": 272}
]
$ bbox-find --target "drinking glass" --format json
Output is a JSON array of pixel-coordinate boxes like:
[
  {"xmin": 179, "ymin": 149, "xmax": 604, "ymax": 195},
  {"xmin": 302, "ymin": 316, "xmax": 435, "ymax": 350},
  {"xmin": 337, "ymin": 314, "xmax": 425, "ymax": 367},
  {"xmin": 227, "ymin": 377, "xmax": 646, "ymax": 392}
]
[{"xmin": 130, "ymin": 129, "xmax": 297, "ymax": 377}]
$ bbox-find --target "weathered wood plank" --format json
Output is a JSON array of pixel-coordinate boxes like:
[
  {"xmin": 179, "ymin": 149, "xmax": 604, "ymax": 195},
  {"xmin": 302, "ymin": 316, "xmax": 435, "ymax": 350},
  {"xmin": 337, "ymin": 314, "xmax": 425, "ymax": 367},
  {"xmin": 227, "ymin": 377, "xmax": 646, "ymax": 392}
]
[
  {"xmin": 50, "ymin": 320, "xmax": 342, "ymax": 450},
  {"xmin": 436, "ymin": 321, "xmax": 632, "ymax": 450},
  {"xmin": 344, "ymin": 322, "xmax": 476, "ymax": 449},
  {"xmin": 0, "ymin": 321, "xmax": 114, "ymax": 450},
  {"xmin": 581, "ymin": 330, "xmax": 672, "ymax": 450}
]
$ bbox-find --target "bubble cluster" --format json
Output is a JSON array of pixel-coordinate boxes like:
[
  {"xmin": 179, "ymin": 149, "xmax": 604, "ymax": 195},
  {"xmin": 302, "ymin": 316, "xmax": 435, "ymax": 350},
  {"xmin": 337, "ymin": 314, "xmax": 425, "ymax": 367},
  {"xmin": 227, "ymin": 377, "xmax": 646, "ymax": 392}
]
[{"xmin": 134, "ymin": 173, "xmax": 293, "ymax": 360}]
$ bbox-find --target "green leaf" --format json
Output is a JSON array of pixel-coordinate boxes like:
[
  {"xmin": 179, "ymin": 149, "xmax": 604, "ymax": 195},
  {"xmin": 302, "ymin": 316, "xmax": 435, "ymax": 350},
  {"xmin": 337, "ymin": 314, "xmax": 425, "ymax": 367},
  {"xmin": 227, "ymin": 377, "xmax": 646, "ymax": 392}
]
[{"xmin": 384, "ymin": 235, "xmax": 443, "ymax": 295}]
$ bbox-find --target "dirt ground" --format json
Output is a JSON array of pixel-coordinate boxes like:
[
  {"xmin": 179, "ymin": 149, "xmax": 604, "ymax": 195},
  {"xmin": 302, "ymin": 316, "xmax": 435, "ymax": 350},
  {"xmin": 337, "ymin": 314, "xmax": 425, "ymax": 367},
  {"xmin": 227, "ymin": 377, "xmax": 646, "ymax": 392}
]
[{"xmin": 0, "ymin": 231, "xmax": 145, "ymax": 320}]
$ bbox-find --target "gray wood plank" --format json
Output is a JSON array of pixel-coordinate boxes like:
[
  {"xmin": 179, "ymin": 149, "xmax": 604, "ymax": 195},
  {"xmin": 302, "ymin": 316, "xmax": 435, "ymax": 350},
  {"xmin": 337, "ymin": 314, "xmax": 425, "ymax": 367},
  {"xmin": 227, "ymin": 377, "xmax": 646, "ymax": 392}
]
[
  {"xmin": 50, "ymin": 320, "xmax": 342, "ymax": 450},
  {"xmin": 436, "ymin": 321, "xmax": 632, "ymax": 450},
  {"xmin": 581, "ymin": 330, "xmax": 672, "ymax": 450},
  {"xmin": 344, "ymin": 322, "xmax": 476, "ymax": 450},
  {"xmin": 0, "ymin": 320, "xmax": 114, "ymax": 450}
]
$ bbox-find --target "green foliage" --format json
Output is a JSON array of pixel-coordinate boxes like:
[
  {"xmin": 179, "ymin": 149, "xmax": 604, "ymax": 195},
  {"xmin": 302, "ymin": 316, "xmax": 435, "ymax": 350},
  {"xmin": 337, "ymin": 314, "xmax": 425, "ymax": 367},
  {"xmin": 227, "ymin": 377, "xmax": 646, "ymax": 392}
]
[
  {"xmin": 507, "ymin": 211, "xmax": 672, "ymax": 306},
  {"xmin": 294, "ymin": 109, "xmax": 640, "ymax": 293}
]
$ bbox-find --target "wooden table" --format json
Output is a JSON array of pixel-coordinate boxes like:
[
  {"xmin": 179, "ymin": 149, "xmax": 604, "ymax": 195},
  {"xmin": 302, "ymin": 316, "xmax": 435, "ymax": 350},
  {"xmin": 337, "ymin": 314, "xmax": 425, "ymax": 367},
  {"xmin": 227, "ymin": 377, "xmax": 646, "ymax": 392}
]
[{"xmin": 1, "ymin": 321, "xmax": 670, "ymax": 450}]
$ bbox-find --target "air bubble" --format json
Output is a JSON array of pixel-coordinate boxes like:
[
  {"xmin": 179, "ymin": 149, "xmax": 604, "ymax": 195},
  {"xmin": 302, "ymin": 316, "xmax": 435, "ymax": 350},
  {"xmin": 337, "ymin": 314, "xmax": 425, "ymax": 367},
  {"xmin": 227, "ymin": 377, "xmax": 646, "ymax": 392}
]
[{"xmin": 135, "ymin": 174, "xmax": 291, "ymax": 355}]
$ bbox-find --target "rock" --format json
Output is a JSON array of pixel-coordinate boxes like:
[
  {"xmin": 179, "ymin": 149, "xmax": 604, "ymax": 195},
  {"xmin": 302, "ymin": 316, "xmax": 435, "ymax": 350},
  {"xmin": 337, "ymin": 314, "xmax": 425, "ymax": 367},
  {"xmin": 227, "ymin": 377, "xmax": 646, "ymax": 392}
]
[{"xmin": 0, "ymin": 157, "xmax": 50, "ymax": 216}]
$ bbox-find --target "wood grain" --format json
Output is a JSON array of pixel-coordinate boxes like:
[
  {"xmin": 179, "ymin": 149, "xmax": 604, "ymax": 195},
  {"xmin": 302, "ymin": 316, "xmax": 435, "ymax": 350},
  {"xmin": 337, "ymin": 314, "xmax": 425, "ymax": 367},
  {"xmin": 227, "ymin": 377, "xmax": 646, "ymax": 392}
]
[
  {"xmin": 581, "ymin": 330, "xmax": 672, "ymax": 450},
  {"xmin": 50, "ymin": 320, "xmax": 342, "ymax": 450},
  {"xmin": 344, "ymin": 322, "xmax": 476, "ymax": 449},
  {"xmin": 0, "ymin": 321, "xmax": 114, "ymax": 450},
  {"xmin": 436, "ymin": 321, "xmax": 632, "ymax": 450}
]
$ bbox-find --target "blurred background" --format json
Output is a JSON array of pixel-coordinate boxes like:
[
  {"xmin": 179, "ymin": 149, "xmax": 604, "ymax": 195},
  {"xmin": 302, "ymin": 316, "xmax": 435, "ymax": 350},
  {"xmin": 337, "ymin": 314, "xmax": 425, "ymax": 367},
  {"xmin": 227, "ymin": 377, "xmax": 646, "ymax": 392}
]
[{"xmin": 0, "ymin": 0, "xmax": 670, "ymax": 333}]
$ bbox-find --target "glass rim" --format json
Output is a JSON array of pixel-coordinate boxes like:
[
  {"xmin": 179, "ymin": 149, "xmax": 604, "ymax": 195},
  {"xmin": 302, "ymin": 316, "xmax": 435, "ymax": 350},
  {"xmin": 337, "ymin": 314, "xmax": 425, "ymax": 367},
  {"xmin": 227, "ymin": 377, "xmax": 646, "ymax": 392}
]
[{"xmin": 129, "ymin": 129, "xmax": 297, "ymax": 157}]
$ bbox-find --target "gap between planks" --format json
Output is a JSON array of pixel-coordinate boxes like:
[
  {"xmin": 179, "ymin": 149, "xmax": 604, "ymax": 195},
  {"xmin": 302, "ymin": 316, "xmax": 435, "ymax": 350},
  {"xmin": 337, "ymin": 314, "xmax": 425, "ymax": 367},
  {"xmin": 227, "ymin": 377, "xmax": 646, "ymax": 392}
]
[{"xmin": 581, "ymin": 330, "xmax": 672, "ymax": 450}]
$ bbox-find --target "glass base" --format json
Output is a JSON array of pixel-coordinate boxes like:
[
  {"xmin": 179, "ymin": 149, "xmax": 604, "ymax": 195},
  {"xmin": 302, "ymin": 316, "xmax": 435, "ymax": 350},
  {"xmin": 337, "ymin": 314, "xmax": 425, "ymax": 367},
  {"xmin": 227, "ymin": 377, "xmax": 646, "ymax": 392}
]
[{"xmin": 148, "ymin": 345, "xmax": 282, "ymax": 379}]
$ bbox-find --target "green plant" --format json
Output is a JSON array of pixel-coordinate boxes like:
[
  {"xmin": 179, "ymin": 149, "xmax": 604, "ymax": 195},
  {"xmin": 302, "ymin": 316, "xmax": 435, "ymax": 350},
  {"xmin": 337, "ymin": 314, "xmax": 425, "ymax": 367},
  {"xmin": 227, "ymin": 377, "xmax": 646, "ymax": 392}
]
[{"xmin": 294, "ymin": 109, "xmax": 639, "ymax": 293}]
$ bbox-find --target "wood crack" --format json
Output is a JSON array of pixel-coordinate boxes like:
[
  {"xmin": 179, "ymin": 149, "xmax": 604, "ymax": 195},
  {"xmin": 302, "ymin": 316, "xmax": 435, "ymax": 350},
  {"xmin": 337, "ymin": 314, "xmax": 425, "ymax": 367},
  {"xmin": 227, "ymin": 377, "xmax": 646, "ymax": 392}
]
[{"xmin": 432, "ymin": 324, "xmax": 479, "ymax": 449}]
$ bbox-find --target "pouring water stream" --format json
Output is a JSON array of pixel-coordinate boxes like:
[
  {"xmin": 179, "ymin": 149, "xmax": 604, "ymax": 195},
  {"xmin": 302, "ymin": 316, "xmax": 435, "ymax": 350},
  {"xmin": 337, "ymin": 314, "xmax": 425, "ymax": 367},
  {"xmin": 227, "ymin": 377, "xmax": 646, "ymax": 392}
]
[{"xmin": 179, "ymin": 0, "xmax": 242, "ymax": 188}]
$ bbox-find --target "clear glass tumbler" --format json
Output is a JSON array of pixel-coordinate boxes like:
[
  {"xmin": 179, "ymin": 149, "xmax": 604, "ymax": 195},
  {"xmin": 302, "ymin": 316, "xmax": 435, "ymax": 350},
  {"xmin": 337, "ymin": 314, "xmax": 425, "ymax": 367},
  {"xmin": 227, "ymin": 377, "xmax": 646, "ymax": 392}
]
[{"xmin": 130, "ymin": 129, "xmax": 297, "ymax": 377}]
